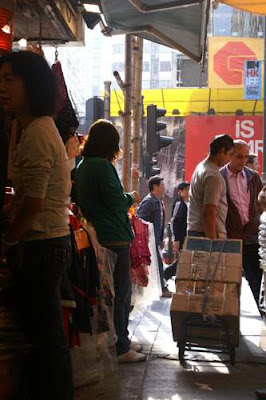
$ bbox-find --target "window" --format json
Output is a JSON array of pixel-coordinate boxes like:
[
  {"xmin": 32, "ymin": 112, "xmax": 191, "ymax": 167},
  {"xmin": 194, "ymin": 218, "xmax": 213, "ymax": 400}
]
[
  {"xmin": 159, "ymin": 80, "xmax": 172, "ymax": 89},
  {"xmin": 112, "ymin": 43, "xmax": 124, "ymax": 54},
  {"xmin": 142, "ymin": 80, "xmax": 150, "ymax": 89},
  {"xmin": 144, "ymin": 41, "xmax": 151, "ymax": 52},
  {"xmin": 143, "ymin": 61, "xmax": 150, "ymax": 72},
  {"xmin": 160, "ymin": 61, "xmax": 171, "ymax": 72}
]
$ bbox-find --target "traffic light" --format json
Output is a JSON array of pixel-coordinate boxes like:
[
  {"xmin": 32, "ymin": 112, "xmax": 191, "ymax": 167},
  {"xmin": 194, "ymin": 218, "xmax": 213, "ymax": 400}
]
[
  {"xmin": 143, "ymin": 105, "xmax": 173, "ymax": 178},
  {"xmin": 144, "ymin": 155, "xmax": 161, "ymax": 179},
  {"xmin": 86, "ymin": 97, "xmax": 104, "ymax": 127},
  {"xmin": 146, "ymin": 105, "xmax": 173, "ymax": 154}
]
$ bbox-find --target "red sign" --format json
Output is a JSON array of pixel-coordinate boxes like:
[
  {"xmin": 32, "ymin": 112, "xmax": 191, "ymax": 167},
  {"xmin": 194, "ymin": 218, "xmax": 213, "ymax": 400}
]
[
  {"xmin": 185, "ymin": 116, "xmax": 263, "ymax": 181},
  {"xmin": 213, "ymin": 42, "xmax": 257, "ymax": 85}
]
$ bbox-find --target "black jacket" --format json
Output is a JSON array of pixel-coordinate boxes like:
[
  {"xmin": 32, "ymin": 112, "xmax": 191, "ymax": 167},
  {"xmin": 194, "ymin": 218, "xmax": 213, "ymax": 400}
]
[{"xmin": 171, "ymin": 198, "xmax": 188, "ymax": 248}]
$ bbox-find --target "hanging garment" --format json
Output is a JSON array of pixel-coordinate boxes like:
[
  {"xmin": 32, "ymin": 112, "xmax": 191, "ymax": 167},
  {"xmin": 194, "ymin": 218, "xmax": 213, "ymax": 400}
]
[
  {"xmin": 52, "ymin": 61, "xmax": 79, "ymax": 144},
  {"xmin": 130, "ymin": 214, "xmax": 151, "ymax": 287}
]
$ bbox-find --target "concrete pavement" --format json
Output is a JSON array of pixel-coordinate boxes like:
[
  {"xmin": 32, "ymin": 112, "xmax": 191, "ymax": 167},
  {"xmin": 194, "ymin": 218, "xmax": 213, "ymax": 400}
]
[{"xmin": 74, "ymin": 278, "xmax": 266, "ymax": 400}]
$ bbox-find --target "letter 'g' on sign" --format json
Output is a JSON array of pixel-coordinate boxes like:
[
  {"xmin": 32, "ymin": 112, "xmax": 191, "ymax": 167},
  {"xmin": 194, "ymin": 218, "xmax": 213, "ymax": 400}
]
[
  {"xmin": 208, "ymin": 37, "xmax": 263, "ymax": 88},
  {"xmin": 214, "ymin": 42, "xmax": 256, "ymax": 85}
]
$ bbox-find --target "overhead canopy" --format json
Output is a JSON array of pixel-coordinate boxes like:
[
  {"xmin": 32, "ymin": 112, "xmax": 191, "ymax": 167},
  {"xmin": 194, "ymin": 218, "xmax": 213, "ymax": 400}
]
[
  {"xmin": 217, "ymin": 0, "xmax": 266, "ymax": 15},
  {"xmin": 100, "ymin": 0, "xmax": 211, "ymax": 62},
  {"xmin": 12, "ymin": 0, "xmax": 83, "ymax": 44}
]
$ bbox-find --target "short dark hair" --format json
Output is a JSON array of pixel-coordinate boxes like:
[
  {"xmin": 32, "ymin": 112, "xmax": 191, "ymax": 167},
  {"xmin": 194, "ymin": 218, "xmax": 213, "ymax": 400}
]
[
  {"xmin": 81, "ymin": 119, "xmax": 121, "ymax": 161},
  {"xmin": 0, "ymin": 51, "xmax": 57, "ymax": 116},
  {"xmin": 209, "ymin": 134, "xmax": 234, "ymax": 156},
  {"xmin": 148, "ymin": 175, "xmax": 163, "ymax": 192},
  {"xmin": 247, "ymin": 153, "xmax": 257, "ymax": 165},
  {"xmin": 177, "ymin": 181, "xmax": 190, "ymax": 191}
]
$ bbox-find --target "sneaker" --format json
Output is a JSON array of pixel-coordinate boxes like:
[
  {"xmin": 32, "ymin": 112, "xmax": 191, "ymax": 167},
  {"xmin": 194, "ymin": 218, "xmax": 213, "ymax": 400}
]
[
  {"xmin": 130, "ymin": 343, "xmax": 143, "ymax": 352},
  {"xmin": 118, "ymin": 349, "xmax": 147, "ymax": 363}
]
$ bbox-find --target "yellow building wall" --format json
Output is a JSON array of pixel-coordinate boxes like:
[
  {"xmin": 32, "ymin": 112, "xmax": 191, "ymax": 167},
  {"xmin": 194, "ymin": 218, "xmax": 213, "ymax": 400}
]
[{"xmin": 110, "ymin": 87, "xmax": 263, "ymax": 117}]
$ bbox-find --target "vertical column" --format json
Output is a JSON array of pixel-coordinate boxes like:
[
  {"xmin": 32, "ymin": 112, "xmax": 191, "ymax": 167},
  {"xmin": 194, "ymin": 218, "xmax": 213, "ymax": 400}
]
[
  {"xmin": 104, "ymin": 81, "xmax": 111, "ymax": 120},
  {"xmin": 122, "ymin": 34, "xmax": 133, "ymax": 191},
  {"xmin": 131, "ymin": 36, "xmax": 143, "ymax": 192}
]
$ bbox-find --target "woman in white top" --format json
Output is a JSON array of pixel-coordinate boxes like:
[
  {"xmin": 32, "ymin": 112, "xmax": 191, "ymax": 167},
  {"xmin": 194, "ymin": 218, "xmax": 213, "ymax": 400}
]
[{"xmin": 0, "ymin": 51, "xmax": 73, "ymax": 400}]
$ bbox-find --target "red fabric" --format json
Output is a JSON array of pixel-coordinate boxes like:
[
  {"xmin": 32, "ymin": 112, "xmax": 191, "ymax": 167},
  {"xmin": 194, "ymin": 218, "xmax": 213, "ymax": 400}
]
[
  {"xmin": 69, "ymin": 212, "xmax": 80, "ymax": 231},
  {"xmin": 130, "ymin": 214, "xmax": 151, "ymax": 287},
  {"xmin": 0, "ymin": 8, "xmax": 13, "ymax": 53},
  {"xmin": 4, "ymin": 187, "xmax": 14, "ymax": 205},
  {"xmin": 52, "ymin": 61, "xmax": 68, "ymax": 114}
]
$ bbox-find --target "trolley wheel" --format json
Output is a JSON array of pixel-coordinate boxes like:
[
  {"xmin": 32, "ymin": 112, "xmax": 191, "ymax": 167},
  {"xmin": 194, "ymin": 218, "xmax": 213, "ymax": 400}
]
[
  {"xmin": 178, "ymin": 344, "xmax": 185, "ymax": 362},
  {"xmin": 230, "ymin": 347, "xmax": 235, "ymax": 366}
]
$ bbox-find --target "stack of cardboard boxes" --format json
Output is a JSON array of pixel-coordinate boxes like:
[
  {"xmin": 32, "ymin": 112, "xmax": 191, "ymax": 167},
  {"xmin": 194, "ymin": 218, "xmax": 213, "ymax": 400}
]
[{"xmin": 170, "ymin": 237, "xmax": 242, "ymax": 347}]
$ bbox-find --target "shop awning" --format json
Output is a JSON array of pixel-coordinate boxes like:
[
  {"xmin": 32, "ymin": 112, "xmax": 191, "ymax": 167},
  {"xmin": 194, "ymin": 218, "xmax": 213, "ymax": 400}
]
[
  {"xmin": 217, "ymin": 0, "xmax": 266, "ymax": 15},
  {"xmin": 100, "ymin": 0, "xmax": 211, "ymax": 62},
  {"xmin": 13, "ymin": 0, "xmax": 84, "ymax": 44}
]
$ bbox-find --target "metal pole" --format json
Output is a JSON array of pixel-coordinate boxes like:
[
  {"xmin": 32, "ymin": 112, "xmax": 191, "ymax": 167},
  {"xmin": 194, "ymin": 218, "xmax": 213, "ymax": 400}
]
[
  {"xmin": 103, "ymin": 81, "xmax": 111, "ymax": 120},
  {"xmin": 122, "ymin": 34, "xmax": 133, "ymax": 191},
  {"xmin": 262, "ymin": 16, "xmax": 266, "ymax": 186},
  {"xmin": 131, "ymin": 36, "xmax": 143, "ymax": 191}
]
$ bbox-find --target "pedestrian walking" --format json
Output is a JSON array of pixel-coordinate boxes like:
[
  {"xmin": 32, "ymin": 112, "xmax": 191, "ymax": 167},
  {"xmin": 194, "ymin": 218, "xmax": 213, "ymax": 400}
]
[
  {"xmin": 137, "ymin": 176, "xmax": 171, "ymax": 297},
  {"xmin": 220, "ymin": 140, "xmax": 262, "ymax": 306},
  {"xmin": 256, "ymin": 187, "xmax": 266, "ymax": 400},
  {"xmin": 188, "ymin": 134, "xmax": 234, "ymax": 239},
  {"xmin": 164, "ymin": 181, "xmax": 190, "ymax": 281}
]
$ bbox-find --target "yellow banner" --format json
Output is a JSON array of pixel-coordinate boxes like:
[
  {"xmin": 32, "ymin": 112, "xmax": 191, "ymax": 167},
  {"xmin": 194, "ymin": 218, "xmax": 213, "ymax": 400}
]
[
  {"xmin": 218, "ymin": 0, "xmax": 266, "ymax": 15},
  {"xmin": 208, "ymin": 37, "xmax": 263, "ymax": 89},
  {"xmin": 110, "ymin": 87, "xmax": 263, "ymax": 117}
]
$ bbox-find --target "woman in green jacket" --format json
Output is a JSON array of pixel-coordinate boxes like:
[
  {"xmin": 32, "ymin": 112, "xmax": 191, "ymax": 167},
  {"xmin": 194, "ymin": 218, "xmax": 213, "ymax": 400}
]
[{"xmin": 75, "ymin": 119, "xmax": 146, "ymax": 363}]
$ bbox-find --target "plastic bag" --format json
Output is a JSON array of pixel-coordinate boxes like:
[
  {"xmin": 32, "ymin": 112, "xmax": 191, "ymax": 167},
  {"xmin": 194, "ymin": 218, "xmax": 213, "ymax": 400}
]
[
  {"xmin": 130, "ymin": 221, "xmax": 162, "ymax": 317},
  {"xmin": 71, "ymin": 218, "xmax": 118, "ymax": 387}
]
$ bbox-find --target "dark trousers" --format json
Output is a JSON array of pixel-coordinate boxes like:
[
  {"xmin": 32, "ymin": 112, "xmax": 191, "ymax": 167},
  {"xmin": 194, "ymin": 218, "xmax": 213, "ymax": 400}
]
[
  {"xmin": 20, "ymin": 236, "xmax": 73, "ymax": 400},
  {"xmin": 107, "ymin": 246, "xmax": 131, "ymax": 356},
  {"xmin": 156, "ymin": 245, "xmax": 166, "ymax": 291},
  {"xmin": 243, "ymin": 243, "xmax": 262, "ymax": 306},
  {"xmin": 163, "ymin": 260, "xmax": 178, "ymax": 281}
]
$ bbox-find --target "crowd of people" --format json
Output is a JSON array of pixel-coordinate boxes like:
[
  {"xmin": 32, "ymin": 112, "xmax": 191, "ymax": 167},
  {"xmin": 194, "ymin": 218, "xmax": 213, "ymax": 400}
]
[
  {"xmin": 0, "ymin": 50, "xmax": 265, "ymax": 400},
  {"xmin": 188, "ymin": 134, "xmax": 262, "ymax": 307}
]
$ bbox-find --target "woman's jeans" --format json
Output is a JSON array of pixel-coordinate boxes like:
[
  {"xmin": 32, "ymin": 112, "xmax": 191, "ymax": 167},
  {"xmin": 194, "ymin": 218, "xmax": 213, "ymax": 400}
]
[
  {"xmin": 20, "ymin": 236, "xmax": 73, "ymax": 400},
  {"xmin": 106, "ymin": 246, "xmax": 132, "ymax": 356}
]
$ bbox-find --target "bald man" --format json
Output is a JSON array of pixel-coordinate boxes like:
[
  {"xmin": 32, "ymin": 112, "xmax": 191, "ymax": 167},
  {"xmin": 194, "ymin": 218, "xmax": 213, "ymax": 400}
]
[{"xmin": 220, "ymin": 140, "xmax": 262, "ymax": 306}]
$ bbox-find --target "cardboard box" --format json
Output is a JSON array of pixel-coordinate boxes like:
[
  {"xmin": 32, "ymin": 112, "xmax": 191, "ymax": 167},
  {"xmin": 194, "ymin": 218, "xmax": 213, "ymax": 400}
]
[
  {"xmin": 175, "ymin": 280, "xmax": 239, "ymax": 298},
  {"xmin": 179, "ymin": 250, "xmax": 242, "ymax": 268},
  {"xmin": 176, "ymin": 262, "xmax": 242, "ymax": 283},
  {"xmin": 171, "ymin": 292, "xmax": 239, "ymax": 316},
  {"xmin": 170, "ymin": 293, "xmax": 240, "ymax": 346},
  {"xmin": 177, "ymin": 250, "xmax": 242, "ymax": 283}
]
